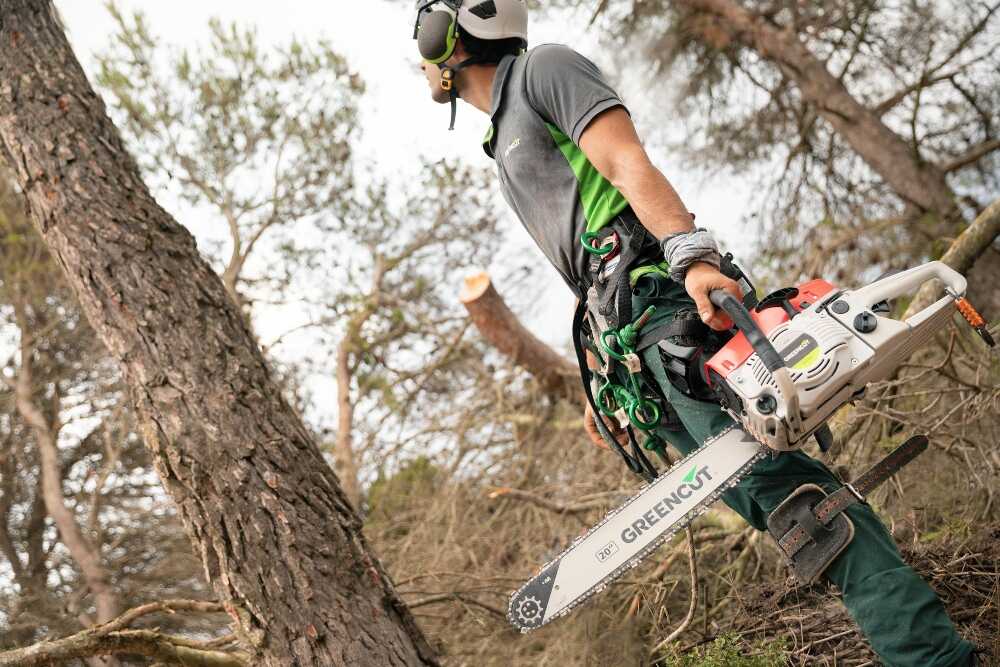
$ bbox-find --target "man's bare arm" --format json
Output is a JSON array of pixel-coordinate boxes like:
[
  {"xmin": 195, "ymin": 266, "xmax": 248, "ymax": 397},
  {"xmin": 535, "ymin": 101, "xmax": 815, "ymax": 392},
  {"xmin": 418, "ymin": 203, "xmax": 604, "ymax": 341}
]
[
  {"xmin": 577, "ymin": 107, "xmax": 740, "ymax": 329},
  {"xmin": 579, "ymin": 107, "xmax": 695, "ymax": 239}
]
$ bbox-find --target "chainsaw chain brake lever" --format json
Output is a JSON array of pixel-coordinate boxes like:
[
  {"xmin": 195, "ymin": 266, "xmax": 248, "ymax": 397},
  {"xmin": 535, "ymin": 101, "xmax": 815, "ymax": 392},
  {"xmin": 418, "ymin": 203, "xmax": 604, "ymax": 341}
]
[{"xmin": 709, "ymin": 290, "xmax": 803, "ymax": 435}]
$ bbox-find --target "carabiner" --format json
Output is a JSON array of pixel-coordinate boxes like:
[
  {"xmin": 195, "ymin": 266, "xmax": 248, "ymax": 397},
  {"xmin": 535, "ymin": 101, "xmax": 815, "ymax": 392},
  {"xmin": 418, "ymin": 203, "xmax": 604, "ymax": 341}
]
[
  {"xmin": 627, "ymin": 397, "xmax": 661, "ymax": 431},
  {"xmin": 580, "ymin": 231, "xmax": 613, "ymax": 256},
  {"xmin": 600, "ymin": 329, "xmax": 628, "ymax": 361}
]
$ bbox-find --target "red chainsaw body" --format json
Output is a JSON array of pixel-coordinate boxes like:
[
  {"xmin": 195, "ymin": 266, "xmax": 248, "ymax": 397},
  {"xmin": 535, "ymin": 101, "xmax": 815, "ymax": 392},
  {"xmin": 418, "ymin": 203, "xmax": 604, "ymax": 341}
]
[{"xmin": 705, "ymin": 279, "xmax": 837, "ymax": 383}]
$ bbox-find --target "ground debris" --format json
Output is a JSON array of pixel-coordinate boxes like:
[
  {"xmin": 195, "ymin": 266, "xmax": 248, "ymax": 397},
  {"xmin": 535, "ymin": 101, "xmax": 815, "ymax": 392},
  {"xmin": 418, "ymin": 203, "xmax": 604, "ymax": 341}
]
[{"xmin": 684, "ymin": 525, "xmax": 1000, "ymax": 665}]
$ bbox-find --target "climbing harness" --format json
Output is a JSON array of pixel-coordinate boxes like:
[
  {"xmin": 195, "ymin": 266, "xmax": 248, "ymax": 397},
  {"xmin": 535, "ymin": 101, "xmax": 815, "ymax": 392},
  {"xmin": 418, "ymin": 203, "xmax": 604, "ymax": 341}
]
[{"xmin": 573, "ymin": 208, "xmax": 756, "ymax": 479}]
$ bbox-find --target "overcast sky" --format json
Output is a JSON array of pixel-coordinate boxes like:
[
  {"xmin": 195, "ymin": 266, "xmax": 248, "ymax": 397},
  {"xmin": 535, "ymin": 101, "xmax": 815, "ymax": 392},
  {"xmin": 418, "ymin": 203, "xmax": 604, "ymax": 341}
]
[{"xmin": 54, "ymin": 1, "xmax": 751, "ymax": 351}]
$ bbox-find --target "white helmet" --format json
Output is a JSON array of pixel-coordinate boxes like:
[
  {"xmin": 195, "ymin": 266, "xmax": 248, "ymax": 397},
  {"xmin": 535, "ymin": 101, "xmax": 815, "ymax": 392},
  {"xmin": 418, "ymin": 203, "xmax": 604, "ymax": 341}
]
[{"xmin": 458, "ymin": 0, "xmax": 528, "ymax": 44}]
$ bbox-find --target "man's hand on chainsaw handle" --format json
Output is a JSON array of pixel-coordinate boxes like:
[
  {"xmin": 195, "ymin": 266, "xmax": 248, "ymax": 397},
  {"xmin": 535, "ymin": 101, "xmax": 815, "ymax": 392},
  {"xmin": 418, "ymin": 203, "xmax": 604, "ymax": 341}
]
[{"xmin": 685, "ymin": 261, "xmax": 743, "ymax": 331}]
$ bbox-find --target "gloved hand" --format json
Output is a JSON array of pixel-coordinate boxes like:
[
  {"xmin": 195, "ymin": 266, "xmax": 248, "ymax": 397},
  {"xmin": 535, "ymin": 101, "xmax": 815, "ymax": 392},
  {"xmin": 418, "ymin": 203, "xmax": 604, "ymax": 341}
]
[{"xmin": 684, "ymin": 261, "xmax": 742, "ymax": 331}]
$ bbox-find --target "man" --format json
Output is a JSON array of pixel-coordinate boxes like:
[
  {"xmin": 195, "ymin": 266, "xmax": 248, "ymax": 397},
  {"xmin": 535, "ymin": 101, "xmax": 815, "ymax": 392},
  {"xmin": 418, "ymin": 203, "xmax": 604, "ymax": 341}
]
[{"xmin": 413, "ymin": 1, "xmax": 977, "ymax": 665}]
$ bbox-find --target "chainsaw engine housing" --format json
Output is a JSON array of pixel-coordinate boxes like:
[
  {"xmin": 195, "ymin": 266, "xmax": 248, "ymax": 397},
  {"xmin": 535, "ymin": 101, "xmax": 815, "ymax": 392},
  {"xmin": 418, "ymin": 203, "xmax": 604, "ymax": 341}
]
[{"xmin": 704, "ymin": 263, "xmax": 968, "ymax": 451}]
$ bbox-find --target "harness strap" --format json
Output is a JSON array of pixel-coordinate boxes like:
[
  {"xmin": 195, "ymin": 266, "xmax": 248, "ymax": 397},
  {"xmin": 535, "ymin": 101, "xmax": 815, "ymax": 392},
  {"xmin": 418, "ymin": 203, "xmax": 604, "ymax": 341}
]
[
  {"xmin": 634, "ymin": 317, "xmax": 710, "ymax": 352},
  {"xmin": 592, "ymin": 211, "xmax": 660, "ymax": 328},
  {"xmin": 777, "ymin": 435, "xmax": 928, "ymax": 558},
  {"xmin": 572, "ymin": 300, "xmax": 658, "ymax": 481}
]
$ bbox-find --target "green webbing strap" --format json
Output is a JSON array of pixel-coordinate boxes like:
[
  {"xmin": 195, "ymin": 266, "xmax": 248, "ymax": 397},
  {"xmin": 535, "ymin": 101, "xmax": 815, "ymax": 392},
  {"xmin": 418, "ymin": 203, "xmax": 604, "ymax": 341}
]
[{"xmin": 629, "ymin": 262, "xmax": 671, "ymax": 287}]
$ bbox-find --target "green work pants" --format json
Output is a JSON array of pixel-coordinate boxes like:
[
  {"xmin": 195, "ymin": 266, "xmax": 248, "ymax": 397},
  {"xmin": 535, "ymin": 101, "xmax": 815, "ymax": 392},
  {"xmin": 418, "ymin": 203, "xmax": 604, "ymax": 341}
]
[{"xmin": 621, "ymin": 274, "xmax": 974, "ymax": 667}]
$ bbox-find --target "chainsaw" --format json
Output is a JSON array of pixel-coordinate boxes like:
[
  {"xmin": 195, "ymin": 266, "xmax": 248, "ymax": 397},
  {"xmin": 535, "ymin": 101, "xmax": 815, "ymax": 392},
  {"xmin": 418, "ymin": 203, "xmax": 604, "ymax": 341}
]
[{"xmin": 508, "ymin": 261, "xmax": 994, "ymax": 632}]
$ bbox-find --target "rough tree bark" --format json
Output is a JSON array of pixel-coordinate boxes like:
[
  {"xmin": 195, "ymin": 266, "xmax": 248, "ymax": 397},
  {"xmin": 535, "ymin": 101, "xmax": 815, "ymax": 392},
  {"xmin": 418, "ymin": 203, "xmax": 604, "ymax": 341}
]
[
  {"xmin": 460, "ymin": 271, "xmax": 581, "ymax": 403},
  {"xmin": 0, "ymin": 3, "xmax": 437, "ymax": 665}
]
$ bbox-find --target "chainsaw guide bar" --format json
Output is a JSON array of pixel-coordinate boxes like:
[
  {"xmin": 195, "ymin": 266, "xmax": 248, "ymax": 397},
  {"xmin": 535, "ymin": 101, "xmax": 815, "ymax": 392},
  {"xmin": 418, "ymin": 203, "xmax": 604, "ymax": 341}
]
[{"xmin": 507, "ymin": 426, "xmax": 765, "ymax": 632}]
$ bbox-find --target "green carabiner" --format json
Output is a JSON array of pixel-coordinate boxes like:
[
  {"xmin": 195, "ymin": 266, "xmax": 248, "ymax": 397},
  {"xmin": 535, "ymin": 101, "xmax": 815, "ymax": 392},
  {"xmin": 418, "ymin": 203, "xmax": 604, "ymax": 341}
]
[
  {"xmin": 627, "ymin": 397, "xmax": 661, "ymax": 431},
  {"xmin": 596, "ymin": 380, "xmax": 619, "ymax": 418},
  {"xmin": 600, "ymin": 329, "xmax": 627, "ymax": 361},
  {"xmin": 580, "ymin": 231, "xmax": 613, "ymax": 256}
]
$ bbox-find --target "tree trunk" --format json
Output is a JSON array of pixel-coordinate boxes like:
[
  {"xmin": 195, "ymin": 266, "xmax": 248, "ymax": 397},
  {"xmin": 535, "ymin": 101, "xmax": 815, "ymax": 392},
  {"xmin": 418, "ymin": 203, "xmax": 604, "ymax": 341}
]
[
  {"xmin": 0, "ymin": 3, "xmax": 437, "ymax": 665},
  {"xmin": 460, "ymin": 271, "xmax": 581, "ymax": 403},
  {"xmin": 334, "ymin": 337, "xmax": 362, "ymax": 509}
]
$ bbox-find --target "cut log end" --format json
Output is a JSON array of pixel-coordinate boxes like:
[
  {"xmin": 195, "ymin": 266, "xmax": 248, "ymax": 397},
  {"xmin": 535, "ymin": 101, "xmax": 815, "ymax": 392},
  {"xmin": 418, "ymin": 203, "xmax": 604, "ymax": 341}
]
[{"xmin": 459, "ymin": 270, "xmax": 491, "ymax": 304}]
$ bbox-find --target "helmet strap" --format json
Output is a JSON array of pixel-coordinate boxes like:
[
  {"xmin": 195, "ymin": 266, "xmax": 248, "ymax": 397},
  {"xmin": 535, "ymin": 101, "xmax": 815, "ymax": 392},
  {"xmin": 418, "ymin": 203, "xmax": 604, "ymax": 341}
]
[{"xmin": 439, "ymin": 55, "xmax": 483, "ymax": 131}]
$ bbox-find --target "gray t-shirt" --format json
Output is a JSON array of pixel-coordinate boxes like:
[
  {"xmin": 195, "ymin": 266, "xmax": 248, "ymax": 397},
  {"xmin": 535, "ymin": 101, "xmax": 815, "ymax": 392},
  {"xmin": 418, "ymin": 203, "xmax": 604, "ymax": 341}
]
[{"xmin": 483, "ymin": 44, "xmax": 630, "ymax": 298}]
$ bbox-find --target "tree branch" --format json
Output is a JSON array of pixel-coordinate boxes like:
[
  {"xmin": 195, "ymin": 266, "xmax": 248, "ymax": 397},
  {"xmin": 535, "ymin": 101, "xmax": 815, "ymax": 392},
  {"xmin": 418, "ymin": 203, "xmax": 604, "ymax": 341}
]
[
  {"xmin": 941, "ymin": 138, "xmax": 1000, "ymax": 174},
  {"xmin": 651, "ymin": 526, "xmax": 699, "ymax": 652},
  {"xmin": 486, "ymin": 487, "xmax": 609, "ymax": 515},
  {"xmin": 405, "ymin": 592, "xmax": 506, "ymax": 619},
  {"xmin": 460, "ymin": 272, "xmax": 580, "ymax": 403},
  {"xmin": 0, "ymin": 600, "xmax": 244, "ymax": 667}
]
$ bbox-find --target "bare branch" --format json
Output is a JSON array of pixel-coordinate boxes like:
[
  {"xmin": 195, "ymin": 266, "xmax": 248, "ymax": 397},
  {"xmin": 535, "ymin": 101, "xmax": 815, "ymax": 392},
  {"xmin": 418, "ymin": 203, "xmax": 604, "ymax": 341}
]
[
  {"xmin": 0, "ymin": 599, "xmax": 242, "ymax": 667},
  {"xmin": 405, "ymin": 592, "xmax": 506, "ymax": 618},
  {"xmin": 941, "ymin": 138, "xmax": 1000, "ymax": 174},
  {"xmin": 487, "ymin": 487, "xmax": 609, "ymax": 515},
  {"xmin": 651, "ymin": 526, "xmax": 699, "ymax": 652}
]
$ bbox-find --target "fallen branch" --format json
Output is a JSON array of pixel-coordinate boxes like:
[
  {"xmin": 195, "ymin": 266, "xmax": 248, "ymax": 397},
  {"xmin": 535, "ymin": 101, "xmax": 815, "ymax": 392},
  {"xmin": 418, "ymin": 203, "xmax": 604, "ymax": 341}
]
[
  {"xmin": 460, "ymin": 272, "xmax": 581, "ymax": 403},
  {"xmin": 0, "ymin": 600, "xmax": 245, "ymax": 667},
  {"xmin": 406, "ymin": 592, "xmax": 507, "ymax": 619},
  {"xmin": 487, "ymin": 487, "xmax": 609, "ymax": 515},
  {"xmin": 651, "ymin": 526, "xmax": 699, "ymax": 653}
]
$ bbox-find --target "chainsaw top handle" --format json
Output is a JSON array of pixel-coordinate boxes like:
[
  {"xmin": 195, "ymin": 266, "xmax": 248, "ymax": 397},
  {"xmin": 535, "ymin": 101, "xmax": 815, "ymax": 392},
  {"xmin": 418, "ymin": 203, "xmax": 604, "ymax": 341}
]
[{"xmin": 709, "ymin": 290, "xmax": 785, "ymax": 373}]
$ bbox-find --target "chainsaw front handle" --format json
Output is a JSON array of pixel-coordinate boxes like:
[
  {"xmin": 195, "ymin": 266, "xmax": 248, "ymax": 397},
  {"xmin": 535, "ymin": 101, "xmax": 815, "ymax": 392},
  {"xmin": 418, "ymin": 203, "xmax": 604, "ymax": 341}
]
[{"xmin": 709, "ymin": 290, "xmax": 784, "ymax": 372}]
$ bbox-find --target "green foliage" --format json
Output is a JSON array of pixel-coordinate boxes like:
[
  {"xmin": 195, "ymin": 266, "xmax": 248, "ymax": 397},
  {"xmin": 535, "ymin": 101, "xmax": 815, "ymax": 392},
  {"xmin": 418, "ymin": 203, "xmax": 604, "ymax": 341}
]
[
  {"xmin": 660, "ymin": 634, "xmax": 787, "ymax": 667},
  {"xmin": 96, "ymin": 1, "xmax": 364, "ymax": 309}
]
